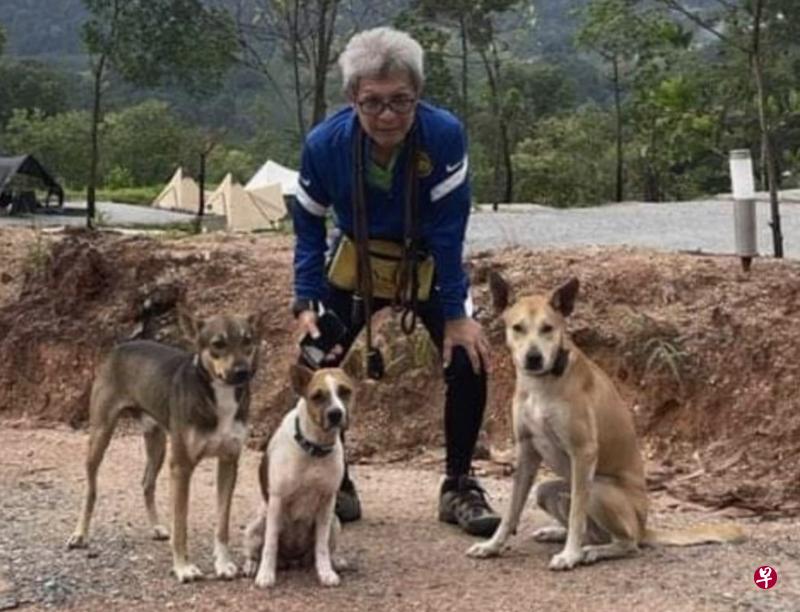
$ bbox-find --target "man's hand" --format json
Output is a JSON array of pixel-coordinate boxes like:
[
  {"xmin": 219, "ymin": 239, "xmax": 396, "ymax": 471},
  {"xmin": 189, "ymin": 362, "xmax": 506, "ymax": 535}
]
[
  {"xmin": 443, "ymin": 317, "xmax": 490, "ymax": 374},
  {"xmin": 296, "ymin": 309, "xmax": 320, "ymax": 340}
]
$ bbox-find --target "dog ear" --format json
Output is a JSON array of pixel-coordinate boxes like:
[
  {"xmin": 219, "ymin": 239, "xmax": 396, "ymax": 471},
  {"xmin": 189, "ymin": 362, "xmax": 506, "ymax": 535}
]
[
  {"xmin": 338, "ymin": 351, "xmax": 362, "ymax": 382},
  {"xmin": 550, "ymin": 278, "xmax": 580, "ymax": 317},
  {"xmin": 246, "ymin": 311, "xmax": 267, "ymax": 338},
  {"xmin": 488, "ymin": 270, "xmax": 511, "ymax": 314},
  {"xmin": 177, "ymin": 308, "xmax": 204, "ymax": 344},
  {"xmin": 290, "ymin": 363, "xmax": 314, "ymax": 396}
]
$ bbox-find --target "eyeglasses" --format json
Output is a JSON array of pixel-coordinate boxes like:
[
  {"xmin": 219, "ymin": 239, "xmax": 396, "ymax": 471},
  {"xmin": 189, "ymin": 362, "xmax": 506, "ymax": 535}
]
[{"xmin": 357, "ymin": 96, "xmax": 417, "ymax": 116}]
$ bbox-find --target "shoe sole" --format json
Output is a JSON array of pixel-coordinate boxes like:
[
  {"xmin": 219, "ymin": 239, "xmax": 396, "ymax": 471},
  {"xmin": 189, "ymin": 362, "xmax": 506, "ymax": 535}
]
[{"xmin": 438, "ymin": 512, "xmax": 500, "ymax": 538}]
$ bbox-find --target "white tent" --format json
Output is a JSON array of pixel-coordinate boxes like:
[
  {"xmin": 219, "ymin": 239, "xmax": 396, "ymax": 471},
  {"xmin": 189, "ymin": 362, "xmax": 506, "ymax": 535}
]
[
  {"xmin": 206, "ymin": 173, "xmax": 285, "ymax": 232},
  {"xmin": 245, "ymin": 159, "xmax": 299, "ymax": 196},
  {"xmin": 151, "ymin": 167, "xmax": 201, "ymax": 213}
]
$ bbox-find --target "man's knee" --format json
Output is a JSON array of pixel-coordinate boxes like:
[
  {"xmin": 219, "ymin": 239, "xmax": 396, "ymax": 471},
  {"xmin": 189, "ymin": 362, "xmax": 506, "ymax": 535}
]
[{"xmin": 444, "ymin": 346, "xmax": 485, "ymax": 382}]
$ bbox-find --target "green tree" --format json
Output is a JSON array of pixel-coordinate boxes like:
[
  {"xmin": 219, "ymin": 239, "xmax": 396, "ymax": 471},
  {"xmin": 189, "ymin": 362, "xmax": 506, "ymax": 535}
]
[
  {"xmin": 206, "ymin": 147, "xmax": 257, "ymax": 185},
  {"xmin": 4, "ymin": 109, "xmax": 92, "ymax": 187},
  {"xmin": 655, "ymin": 0, "xmax": 787, "ymax": 256},
  {"xmin": 104, "ymin": 100, "xmax": 199, "ymax": 187},
  {"xmin": 0, "ymin": 60, "xmax": 72, "ymax": 127},
  {"xmin": 81, "ymin": 0, "xmax": 237, "ymax": 226},
  {"xmin": 0, "ymin": 23, "xmax": 6, "ymax": 58},
  {"xmin": 513, "ymin": 107, "xmax": 617, "ymax": 206}
]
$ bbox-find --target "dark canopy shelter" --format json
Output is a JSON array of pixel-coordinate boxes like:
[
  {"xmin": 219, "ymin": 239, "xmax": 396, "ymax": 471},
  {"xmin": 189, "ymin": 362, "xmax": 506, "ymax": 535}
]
[{"xmin": 0, "ymin": 154, "xmax": 64, "ymax": 212}]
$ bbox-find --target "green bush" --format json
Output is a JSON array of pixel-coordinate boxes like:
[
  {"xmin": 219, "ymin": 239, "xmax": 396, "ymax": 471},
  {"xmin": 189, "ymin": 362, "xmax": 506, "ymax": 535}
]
[{"xmin": 513, "ymin": 108, "xmax": 617, "ymax": 207}]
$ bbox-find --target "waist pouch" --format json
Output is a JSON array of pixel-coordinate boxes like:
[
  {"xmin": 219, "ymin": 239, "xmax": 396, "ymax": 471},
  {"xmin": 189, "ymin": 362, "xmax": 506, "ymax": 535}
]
[{"xmin": 327, "ymin": 234, "xmax": 434, "ymax": 301}]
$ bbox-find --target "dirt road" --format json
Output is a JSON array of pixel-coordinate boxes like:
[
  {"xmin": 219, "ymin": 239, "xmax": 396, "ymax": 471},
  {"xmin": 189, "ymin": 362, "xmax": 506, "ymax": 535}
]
[{"xmin": 1, "ymin": 425, "xmax": 797, "ymax": 611}]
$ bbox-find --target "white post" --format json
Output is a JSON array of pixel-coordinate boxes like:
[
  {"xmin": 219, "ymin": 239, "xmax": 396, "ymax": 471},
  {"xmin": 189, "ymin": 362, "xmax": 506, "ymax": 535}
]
[{"xmin": 729, "ymin": 149, "xmax": 757, "ymax": 271}]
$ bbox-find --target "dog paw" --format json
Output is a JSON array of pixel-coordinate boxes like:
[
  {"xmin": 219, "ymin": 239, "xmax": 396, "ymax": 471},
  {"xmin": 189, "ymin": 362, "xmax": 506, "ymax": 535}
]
[
  {"xmin": 466, "ymin": 541, "xmax": 501, "ymax": 559},
  {"xmin": 254, "ymin": 568, "xmax": 276, "ymax": 589},
  {"xmin": 318, "ymin": 569, "xmax": 340, "ymax": 587},
  {"xmin": 548, "ymin": 548, "xmax": 583, "ymax": 571},
  {"xmin": 242, "ymin": 558, "xmax": 259, "ymax": 578},
  {"xmin": 173, "ymin": 563, "xmax": 204, "ymax": 583},
  {"xmin": 532, "ymin": 526, "xmax": 567, "ymax": 543},
  {"xmin": 66, "ymin": 533, "xmax": 87, "ymax": 549},
  {"xmin": 215, "ymin": 559, "xmax": 238, "ymax": 580},
  {"xmin": 151, "ymin": 525, "xmax": 170, "ymax": 541}
]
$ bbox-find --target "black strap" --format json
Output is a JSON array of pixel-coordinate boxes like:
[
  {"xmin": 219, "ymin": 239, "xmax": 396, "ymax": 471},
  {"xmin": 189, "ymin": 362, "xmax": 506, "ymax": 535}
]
[
  {"xmin": 351, "ymin": 119, "xmax": 423, "ymax": 380},
  {"xmin": 294, "ymin": 416, "xmax": 334, "ymax": 457},
  {"xmin": 352, "ymin": 124, "xmax": 375, "ymax": 359},
  {"xmin": 397, "ymin": 126, "xmax": 421, "ymax": 335}
]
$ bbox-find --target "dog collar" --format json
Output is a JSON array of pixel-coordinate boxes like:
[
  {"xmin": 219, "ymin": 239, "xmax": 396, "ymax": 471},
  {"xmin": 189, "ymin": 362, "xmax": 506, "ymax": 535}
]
[
  {"xmin": 550, "ymin": 347, "xmax": 570, "ymax": 377},
  {"xmin": 294, "ymin": 416, "xmax": 335, "ymax": 458}
]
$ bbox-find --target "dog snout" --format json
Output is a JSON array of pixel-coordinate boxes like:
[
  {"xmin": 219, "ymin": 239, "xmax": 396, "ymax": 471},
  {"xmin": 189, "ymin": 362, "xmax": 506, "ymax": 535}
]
[
  {"xmin": 229, "ymin": 364, "xmax": 252, "ymax": 385},
  {"xmin": 326, "ymin": 407, "xmax": 344, "ymax": 427},
  {"xmin": 524, "ymin": 349, "xmax": 544, "ymax": 372}
]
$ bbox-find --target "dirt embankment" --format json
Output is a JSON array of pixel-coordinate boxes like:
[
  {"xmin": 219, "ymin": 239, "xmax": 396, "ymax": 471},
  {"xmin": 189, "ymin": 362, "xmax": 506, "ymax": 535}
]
[{"xmin": 1, "ymin": 227, "xmax": 799, "ymax": 516}]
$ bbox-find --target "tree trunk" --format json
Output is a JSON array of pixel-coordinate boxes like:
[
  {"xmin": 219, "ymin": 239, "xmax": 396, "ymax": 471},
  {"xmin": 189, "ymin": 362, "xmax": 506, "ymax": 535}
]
[
  {"xmin": 289, "ymin": 0, "xmax": 306, "ymax": 139},
  {"xmin": 492, "ymin": 42, "xmax": 513, "ymax": 203},
  {"xmin": 459, "ymin": 14, "xmax": 469, "ymax": 131},
  {"xmin": 87, "ymin": 53, "xmax": 106, "ymax": 230},
  {"xmin": 310, "ymin": 0, "xmax": 339, "ymax": 127},
  {"xmin": 612, "ymin": 56, "xmax": 624, "ymax": 203},
  {"xmin": 478, "ymin": 43, "xmax": 511, "ymax": 206},
  {"xmin": 751, "ymin": 0, "xmax": 783, "ymax": 257}
]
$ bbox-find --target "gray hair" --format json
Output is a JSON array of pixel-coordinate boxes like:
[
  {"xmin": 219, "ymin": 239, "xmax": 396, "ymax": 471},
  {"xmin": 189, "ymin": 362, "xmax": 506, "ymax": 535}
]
[{"xmin": 339, "ymin": 27, "xmax": 424, "ymax": 97}]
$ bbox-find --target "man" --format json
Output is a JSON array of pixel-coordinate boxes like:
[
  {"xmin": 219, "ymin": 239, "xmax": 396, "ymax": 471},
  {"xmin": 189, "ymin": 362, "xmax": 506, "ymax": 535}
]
[{"xmin": 291, "ymin": 26, "xmax": 499, "ymax": 537}]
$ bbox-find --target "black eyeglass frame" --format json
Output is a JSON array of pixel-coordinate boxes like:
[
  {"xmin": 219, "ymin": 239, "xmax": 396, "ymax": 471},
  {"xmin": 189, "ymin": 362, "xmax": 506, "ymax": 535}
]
[{"xmin": 356, "ymin": 96, "xmax": 418, "ymax": 116}]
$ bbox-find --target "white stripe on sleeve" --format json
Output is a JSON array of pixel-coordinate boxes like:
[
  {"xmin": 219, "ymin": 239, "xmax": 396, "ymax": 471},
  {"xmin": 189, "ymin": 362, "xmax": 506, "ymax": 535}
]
[
  {"xmin": 295, "ymin": 183, "xmax": 328, "ymax": 217},
  {"xmin": 431, "ymin": 156, "xmax": 469, "ymax": 203}
]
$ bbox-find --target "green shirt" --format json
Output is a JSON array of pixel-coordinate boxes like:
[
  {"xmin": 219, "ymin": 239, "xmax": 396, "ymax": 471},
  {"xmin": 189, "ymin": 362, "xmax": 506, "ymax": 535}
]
[{"xmin": 366, "ymin": 148, "xmax": 400, "ymax": 192}]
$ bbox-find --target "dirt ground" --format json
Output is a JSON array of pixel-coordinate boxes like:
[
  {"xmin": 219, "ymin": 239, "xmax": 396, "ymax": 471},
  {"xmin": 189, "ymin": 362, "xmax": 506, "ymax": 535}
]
[
  {"xmin": 1, "ymin": 226, "xmax": 799, "ymax": 610},
  {"xmin": 1, "ymin": 426, "xmax": 798, "ymax": 611}
]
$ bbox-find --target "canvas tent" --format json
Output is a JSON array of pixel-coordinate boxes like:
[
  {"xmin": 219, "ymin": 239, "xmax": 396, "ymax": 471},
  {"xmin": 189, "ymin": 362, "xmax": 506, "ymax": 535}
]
[
  {"xmin": 245, "ymin": 159, "xmax": 299, "ymax": 197},
  {"xmin": 0, "ymin": 155, "xmax": 64, "ymax": 212},
  {"xmin": 206, "ymin": 173, "xmax": 285, "ymax": 232},
  {"xmin": 152, "ymin": 167, "xmax": 202, "ymax": 213}
]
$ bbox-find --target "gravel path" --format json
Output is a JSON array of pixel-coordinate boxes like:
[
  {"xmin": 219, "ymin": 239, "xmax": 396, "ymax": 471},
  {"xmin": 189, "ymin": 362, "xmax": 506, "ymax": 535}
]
[
  {"xmin": 1, "ymin": 425, "xmax": 798, "ymax": 611},
  {"xmin": 0, "ymin": 202, "xmax": 197, "ymax": 228},
  {"xmin": 2, "ymin": 194, "xmax": 799, "ymax": 260},
  {"xmin": 466, "ymin": 200, "xmax": 800, "ymax": 259}
]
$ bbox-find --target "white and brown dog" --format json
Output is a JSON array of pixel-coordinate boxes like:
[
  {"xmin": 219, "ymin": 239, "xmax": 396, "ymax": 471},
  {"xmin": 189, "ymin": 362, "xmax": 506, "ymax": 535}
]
[
  {"xmin": 243, "ymin": 364, "xmax": 353, "ymax": 588},
  {"xmin": 468, "ymin": 274, "xmax": 742, "ymax": 570}
]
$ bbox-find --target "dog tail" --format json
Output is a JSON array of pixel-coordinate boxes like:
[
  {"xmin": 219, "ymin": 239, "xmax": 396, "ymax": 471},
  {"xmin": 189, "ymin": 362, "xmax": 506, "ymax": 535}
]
[{"xmin": 643, "ymin": 523, "xmax": 745, "ymax": 547}]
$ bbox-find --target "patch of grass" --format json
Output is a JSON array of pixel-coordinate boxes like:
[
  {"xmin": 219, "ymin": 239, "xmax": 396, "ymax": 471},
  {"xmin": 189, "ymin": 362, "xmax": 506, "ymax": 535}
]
[
  {"xmin": 23, "ymin": 226, "xmax": 51, "ymax": 274},
  {"xmin": 620, "ymin": 309, "xmax": 690, "ymax": 389},
  {"xmin": 64, "ymin": 186, "xmax": 162, "ymax": 206}
]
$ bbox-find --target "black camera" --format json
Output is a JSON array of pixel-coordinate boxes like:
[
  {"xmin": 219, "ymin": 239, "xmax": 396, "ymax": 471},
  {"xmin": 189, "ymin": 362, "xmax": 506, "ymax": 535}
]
[{"xmin": 299, "ymin": 310, "xmax": 347, "ymax": 369}]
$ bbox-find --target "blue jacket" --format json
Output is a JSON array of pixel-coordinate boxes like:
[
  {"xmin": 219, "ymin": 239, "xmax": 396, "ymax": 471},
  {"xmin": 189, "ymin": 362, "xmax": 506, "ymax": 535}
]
[{"xmin": 292, "ymin": 101, "xmax": 472, "ymax": 320}]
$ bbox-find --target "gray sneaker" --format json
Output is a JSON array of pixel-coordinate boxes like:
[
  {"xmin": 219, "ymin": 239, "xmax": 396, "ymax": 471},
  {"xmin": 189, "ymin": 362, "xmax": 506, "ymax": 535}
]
[{"xmin": 438, "ymin": 475, "xmax": 500, "ymax": 537}]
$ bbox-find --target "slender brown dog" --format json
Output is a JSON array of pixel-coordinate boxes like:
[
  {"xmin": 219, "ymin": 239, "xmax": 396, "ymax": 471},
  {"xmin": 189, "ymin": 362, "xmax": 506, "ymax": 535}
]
[
  {"xmin": 66, "ymin": 311, "xmax": 261, "ymax": 582},
  {"xmin": 468, "ymin": 274, "xmax": 743, "ymax": 570}
]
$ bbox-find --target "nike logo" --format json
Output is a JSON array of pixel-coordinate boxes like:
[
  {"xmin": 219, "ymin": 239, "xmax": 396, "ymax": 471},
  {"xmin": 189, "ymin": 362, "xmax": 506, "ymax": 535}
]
[
  {"xmin": 300, "ymin": 176, "xmax": 311, "ymax": 187},
  {"xmin": 445, "ymin": 160, "xmax": 464, "ymax": 174}
]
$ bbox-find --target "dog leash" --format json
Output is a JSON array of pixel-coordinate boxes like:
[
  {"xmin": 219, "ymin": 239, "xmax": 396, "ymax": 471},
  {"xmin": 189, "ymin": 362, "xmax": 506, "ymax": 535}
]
[{"xmin": 351, "ymin": 120, "xmax": 422, "ymax": 378}]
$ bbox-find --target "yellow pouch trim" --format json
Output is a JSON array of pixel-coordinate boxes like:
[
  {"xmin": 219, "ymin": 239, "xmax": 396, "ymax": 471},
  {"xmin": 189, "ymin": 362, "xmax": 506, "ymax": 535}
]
[{"xmin": 327, "ymin": 235, "xmax": 434, "ymax": 301}]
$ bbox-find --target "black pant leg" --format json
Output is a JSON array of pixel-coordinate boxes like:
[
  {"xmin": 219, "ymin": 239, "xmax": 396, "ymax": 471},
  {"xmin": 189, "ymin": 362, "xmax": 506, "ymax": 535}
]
[{"xmin": 417, "ymin": 296, "xmax": 488, "ymax": 479}]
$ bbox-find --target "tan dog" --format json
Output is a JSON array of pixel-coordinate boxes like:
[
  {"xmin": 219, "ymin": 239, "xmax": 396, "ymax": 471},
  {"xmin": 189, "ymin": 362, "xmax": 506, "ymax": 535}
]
[
  {"xmin": 67, "ymin": 311, "xmax": 261, "ymax": 583},
  {"xmin": 242, "ymin": 365, "xmax": 353, "ymax": 588},
  {"xmin": 468, "ymin": 275, "xmax": 742, "ymax": 570}
]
